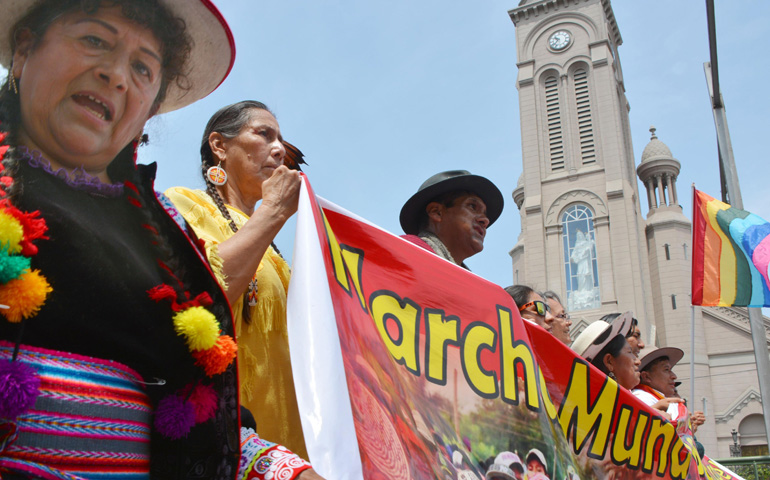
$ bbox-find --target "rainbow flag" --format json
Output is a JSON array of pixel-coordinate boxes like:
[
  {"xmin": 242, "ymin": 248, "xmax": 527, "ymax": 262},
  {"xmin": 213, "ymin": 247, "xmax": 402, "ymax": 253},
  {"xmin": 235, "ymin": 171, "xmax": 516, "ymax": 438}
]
[{"xmin": 692, "ymin": 189, "xmax": 770, "ymax": 307}]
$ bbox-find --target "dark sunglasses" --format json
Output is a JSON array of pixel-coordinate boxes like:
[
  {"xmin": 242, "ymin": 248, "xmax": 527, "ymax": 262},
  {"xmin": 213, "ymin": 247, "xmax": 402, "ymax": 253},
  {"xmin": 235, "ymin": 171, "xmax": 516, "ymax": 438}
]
[{"xmin": 518, "ymin": 300, "xmax": 547, "ymax": 316}]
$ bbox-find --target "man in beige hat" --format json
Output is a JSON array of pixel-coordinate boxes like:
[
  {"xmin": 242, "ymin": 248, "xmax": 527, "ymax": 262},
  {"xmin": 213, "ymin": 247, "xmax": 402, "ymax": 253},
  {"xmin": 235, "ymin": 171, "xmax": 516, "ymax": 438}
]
[{"xmin": 632, "ymin": 346, "xmax": 686, "ymax": 421}]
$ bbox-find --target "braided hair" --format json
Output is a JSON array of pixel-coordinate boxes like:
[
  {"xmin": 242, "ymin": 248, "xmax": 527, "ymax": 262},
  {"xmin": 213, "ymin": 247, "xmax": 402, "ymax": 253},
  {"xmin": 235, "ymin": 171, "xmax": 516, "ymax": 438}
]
[{"xmin": 199, "ymin": 101, "xmax": 284, "ymax": 323}]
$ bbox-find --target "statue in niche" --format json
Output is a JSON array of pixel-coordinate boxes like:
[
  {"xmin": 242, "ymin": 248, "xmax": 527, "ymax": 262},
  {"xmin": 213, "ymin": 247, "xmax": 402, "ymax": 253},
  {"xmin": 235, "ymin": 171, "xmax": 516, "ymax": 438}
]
[{"xmin": 569, "ymin": 229, "xmax": 599, "ymax": 310}]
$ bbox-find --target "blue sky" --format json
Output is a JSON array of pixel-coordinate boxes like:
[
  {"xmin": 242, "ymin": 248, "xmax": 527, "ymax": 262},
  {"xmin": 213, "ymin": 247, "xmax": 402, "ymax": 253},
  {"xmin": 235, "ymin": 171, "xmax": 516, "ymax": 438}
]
[{"xmin": 137, "ymin": 1, "xmax": 770, "ymax": 288}]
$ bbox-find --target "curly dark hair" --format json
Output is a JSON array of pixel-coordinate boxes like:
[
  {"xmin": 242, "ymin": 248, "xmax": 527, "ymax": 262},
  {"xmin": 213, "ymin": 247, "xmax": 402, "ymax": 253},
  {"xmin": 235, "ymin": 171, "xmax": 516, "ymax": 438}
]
[
  {"xmin": 0, "ymin": 0, "xmax": 195, "ymax": 317},
  {"xmin": 0, "ymin": 0, "xmax": 192, "ymax": 141}
]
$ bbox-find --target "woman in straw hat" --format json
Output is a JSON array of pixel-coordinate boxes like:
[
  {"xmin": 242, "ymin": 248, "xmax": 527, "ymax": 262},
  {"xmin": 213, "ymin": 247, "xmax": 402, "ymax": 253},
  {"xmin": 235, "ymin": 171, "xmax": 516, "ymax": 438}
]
[
  {"xmin": 571, "ymin": 313, "xmax": 641, "ymax": 391},
  {"xmin": 0, "ymin": 1, "xmax": 322, "ymax": 478}
]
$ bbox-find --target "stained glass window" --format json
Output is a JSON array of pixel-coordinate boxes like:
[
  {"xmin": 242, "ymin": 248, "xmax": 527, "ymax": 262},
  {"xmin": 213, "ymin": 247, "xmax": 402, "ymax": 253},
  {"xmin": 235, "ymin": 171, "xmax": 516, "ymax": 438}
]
[{"xmin": 562, "ymin": 204, "xmax": 600, "ymax": 311}]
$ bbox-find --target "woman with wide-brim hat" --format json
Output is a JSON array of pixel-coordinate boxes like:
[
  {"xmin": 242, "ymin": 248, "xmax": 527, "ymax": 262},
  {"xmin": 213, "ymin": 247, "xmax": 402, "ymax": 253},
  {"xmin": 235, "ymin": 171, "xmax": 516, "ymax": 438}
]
[
  {"xmin": 571, "ymin": 312, "xmax": 641, "ymax": 390},
  {"xmin": 0, "ymin": 1, "xmax": 321, "ymax": 478}
]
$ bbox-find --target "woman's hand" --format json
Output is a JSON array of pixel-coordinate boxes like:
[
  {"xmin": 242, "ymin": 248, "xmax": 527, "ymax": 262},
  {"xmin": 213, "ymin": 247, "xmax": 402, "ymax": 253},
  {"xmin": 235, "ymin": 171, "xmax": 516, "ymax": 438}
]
[
  {"xmin": 297, "ymin": 468, "xmax": 326, "ymax": 480},
  {"xmin": 215, "ymin": 166, "xmax": 301, "ymax": 304},
  {"xmin": 260, "ymin": 165, "xmax": 301, "ymax": 222}
]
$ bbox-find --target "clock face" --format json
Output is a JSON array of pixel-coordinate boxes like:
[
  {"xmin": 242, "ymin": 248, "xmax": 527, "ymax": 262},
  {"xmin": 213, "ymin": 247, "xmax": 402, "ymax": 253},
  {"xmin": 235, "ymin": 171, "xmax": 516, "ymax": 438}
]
[{"xmin": 549, "ymin": 30, "xmax": 571, "ymax": 51}]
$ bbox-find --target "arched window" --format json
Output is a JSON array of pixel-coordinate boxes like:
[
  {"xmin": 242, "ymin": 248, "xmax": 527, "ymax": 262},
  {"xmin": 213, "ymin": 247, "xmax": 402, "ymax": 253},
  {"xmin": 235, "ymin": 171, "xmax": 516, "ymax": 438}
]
[
  {"xmin": 739, "ymin": 414, "xmax": 769, "ymax": 456},
  {"xmin": 562, "ymin": 204, "xmax": 600, "ymax": 311},
  {"xmin": 572, "ymin": 68, "xmax": 596, "ymax": 165}
]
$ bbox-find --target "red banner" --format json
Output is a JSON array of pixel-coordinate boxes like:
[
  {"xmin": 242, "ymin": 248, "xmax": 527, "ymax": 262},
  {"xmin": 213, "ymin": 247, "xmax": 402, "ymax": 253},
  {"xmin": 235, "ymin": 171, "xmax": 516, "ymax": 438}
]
[{"xmin": 288, "ymin": 177, "xmax": 741, "ymax": 480}]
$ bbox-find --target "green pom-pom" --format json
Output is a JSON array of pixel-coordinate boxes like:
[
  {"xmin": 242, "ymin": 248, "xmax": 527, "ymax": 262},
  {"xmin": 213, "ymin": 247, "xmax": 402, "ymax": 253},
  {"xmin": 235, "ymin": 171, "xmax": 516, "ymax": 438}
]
[{"xmin": 0, "ymin": 250, "xmax": 30, "ymax": 284}]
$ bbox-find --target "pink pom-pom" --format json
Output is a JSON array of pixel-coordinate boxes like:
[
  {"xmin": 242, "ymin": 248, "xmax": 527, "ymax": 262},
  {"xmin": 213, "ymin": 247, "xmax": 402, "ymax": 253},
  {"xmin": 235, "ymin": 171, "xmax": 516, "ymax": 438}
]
[
  {"xmin": 186, "ymin": 383, "xmax": 218, "ymax": 423},
  {"xmin": 0, "ymin": 359, "xmax": 40, "ymax": 419},
  {"xmin": 154, "ymin": 394, "xmax": 195, "ymax": 440}
]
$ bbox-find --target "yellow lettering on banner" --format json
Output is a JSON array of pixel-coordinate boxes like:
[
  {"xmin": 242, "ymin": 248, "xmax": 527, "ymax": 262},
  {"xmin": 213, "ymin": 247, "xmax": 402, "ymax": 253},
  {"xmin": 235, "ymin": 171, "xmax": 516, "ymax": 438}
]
[
  {"xmin": 497, "ymin": 306, "xmax": 539, "ymax": 410},
  {"xmin": 706, "ymin": 458, "xmax": 736, "ymax": 480},
  {"xmin": 461, "ymin": 322, "xmax": 498, "ymax": 398},
  {"xmin": 558, "ymin": 360, "xmax": 617, "ymax": 458},
  {"xmin": 538, "ymin": 368, "xmax": 558, "ymax": 421},
  {"xmin": 611, "ymin": 406, "xmax": 648, "ymax": 468},
  {"xmin": 340, "ymin": 247, "xmax": 367, "ymax": 311},
  {"xmin": 669, "ymin": 441, "xmax": 692, "ymax": 480},
  {"xmin": 643, "ymin": 417, "xmax": 676, "ymax": 475},
  {"xmin": 322, "ymin": 213, "xmax": 367, "ymax": 312},
  {"xmin": 369, "ymin": 290, "xmax": 420, "ymax": 375},
  {"xmin": 425, "ymin": 309, "xmax": 460, "ymax": 385}
]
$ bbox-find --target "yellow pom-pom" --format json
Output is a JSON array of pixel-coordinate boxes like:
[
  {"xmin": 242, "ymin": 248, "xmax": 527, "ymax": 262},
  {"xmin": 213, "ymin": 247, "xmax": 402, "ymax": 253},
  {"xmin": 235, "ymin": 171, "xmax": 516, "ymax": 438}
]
[
  {"xmin": 0, "ymin": 270, "xmax": 52, "ymax": 323},
  {"xmin": 0, "ymin": 210, "xmax": 24, "ymax": 254},
  {"xmin": 173, "ymin": 306, "xmax": 219, "ymax": 351}
]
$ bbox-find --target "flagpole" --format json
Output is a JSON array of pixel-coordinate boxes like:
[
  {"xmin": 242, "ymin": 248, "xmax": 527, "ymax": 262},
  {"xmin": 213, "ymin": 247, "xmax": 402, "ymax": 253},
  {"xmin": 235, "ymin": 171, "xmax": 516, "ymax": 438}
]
[
  {"xmin": 704, "ymin": 0, "xmax": 770, "ymax": 442},
  {"xmin": 690, "ymin": 305, "xmax": 695, "ymax": 414}
]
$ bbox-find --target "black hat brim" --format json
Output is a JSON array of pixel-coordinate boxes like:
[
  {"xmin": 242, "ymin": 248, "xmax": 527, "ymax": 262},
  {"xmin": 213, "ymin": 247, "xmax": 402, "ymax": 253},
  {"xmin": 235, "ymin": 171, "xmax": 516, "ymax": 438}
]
[{"xmin": 399, "ymin": 174, "xmax": 504, "ymax": 235}]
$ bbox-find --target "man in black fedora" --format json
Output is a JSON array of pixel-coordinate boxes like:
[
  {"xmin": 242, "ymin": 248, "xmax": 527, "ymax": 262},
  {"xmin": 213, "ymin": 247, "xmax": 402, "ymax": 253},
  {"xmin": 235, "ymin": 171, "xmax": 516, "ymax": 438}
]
[{"xmin": 399, "ymin": 170, "xmax": 503, "ymax": 269}]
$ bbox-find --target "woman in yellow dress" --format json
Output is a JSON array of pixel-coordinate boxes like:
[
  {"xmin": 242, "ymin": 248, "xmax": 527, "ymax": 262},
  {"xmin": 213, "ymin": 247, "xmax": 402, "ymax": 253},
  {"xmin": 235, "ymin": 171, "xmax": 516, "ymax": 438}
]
[{"xmin": 166, "ymin": 100, "xmax": 307, "ymax": 459}]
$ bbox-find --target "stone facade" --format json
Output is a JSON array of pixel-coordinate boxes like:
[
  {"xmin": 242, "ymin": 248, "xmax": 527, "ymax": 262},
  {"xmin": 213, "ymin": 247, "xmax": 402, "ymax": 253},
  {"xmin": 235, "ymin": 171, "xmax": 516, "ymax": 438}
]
[{"xmin": 507, "ymin": 0, "xmax": 769, "ymax": 458}]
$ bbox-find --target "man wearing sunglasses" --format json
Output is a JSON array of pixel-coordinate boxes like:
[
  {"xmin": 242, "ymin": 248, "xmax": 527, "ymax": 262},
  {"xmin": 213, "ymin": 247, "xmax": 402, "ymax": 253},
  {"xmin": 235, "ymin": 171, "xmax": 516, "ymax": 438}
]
[{"xmin": 400, "ymin": 170, "xmax": 504, "ymax": 269}]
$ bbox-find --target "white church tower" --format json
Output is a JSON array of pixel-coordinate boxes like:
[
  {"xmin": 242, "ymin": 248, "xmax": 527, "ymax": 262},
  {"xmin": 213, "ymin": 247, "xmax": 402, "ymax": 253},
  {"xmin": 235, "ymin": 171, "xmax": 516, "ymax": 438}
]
[
  {"xmin": 508, "ymin": 0, "xmax": 654, "ymax": 334},
  {"xmin": 507, "ymin": 0, "xmax": 769, "ymax": 458}
]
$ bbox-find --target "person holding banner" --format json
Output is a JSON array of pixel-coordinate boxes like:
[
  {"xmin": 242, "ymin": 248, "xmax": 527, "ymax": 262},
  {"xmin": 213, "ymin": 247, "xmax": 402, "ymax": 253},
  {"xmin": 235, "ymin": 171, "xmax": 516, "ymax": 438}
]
[
  {"xmin": 633, "ymin": 346, "xmax": 686, "ymax": 422},
  {"xmin": 165, "ymin": 101, "xmax": 309, "ymax": 459},
  {"xmin": 399, "ymin": 169, "xmax": 504, "ymax": 268},
  {"xmin": 571, "ymin": 314, "xmax": 641, "ymax": 390}
]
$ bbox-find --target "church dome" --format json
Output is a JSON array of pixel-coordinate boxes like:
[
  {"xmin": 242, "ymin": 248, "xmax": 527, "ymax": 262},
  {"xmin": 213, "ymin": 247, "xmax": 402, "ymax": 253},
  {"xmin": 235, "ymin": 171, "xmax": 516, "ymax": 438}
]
[
  {"xmin": 641, "ymin": 126, "xmax": 673, "ymax": 163},
  {"xmin": 637, "ymin": 126, "xmax": 680, "ymax": 184}
]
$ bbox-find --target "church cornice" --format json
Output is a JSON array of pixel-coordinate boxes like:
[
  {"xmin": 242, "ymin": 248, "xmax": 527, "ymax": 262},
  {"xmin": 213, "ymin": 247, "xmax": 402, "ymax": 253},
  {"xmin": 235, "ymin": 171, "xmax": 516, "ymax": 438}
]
[
  {"xmin": 704, "ymin": 307, "xmax": 770, "ymax": 344},
  {"xmin": 509, "ymin": 0, "xmax": 622, "ymax": 48},
  {"xmin": 714, "ymin": 387, "xmax": 762, "ymax": 424}
]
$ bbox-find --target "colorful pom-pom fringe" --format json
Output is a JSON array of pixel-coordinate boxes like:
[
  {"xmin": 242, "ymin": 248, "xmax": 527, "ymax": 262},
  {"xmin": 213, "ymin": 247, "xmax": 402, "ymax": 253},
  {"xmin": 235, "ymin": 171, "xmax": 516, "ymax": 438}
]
[
  {"xmin": 191, "ymin": 335, "xmax": 237, "ymax": 377},
  {"xmin": 0, "ymin": 249, "xmax": 30, "ymax": 284},
  {"xmin": 172, "ymin": 306, "xmax": 219, "ymax": 351},
  {"xmin": 154, "ymin": 394, "xmax": 196, "ymax": 440},
  {"xmin": 0, "ymin": 359, "xmax": 41, "ymax": 419},
  {"xmin": 0, "ymin": 270, "xmax": 52, "ymax": 323},
  {"xmin": 185, "ymin": 383, "xmax": 219, "ymax": 423}
]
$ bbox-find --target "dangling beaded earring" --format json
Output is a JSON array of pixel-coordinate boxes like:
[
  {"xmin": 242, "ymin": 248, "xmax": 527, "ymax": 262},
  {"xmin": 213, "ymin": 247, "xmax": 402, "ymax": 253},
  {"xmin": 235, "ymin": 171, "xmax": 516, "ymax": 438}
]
[
  {"xmin": 206, "ymin": 161, "xmax": 227, "ymax": 186},
  {"xmin": 9, "ymin": 73, "xmax": 19, "ymax": 95},
  {"xmin": 608, "ymin": 371, "xmax": 617, "ymax": 380}
]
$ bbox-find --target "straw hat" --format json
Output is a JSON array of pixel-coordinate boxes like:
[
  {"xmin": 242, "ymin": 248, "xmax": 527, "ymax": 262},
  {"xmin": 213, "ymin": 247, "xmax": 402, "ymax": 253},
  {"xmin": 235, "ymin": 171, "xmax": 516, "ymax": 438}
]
[
  {"xmin": 0, "ymin": 0, "xmax": 235, "ymax": 113},
  {"xmin": 638, "ymin": 346, "xmax": 684, "ymax": 372},
  {"xmin": 571, "ymin": 312, "xmax": 633, "ymax": 363}
]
